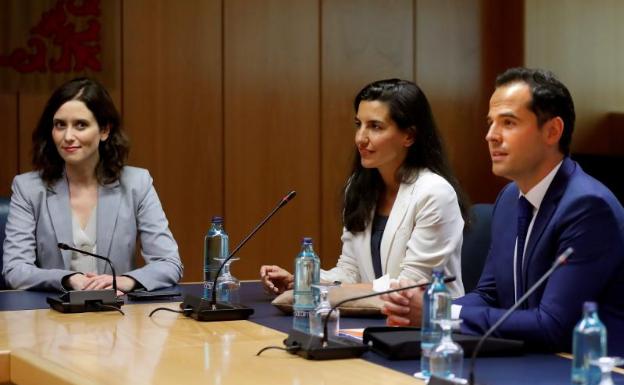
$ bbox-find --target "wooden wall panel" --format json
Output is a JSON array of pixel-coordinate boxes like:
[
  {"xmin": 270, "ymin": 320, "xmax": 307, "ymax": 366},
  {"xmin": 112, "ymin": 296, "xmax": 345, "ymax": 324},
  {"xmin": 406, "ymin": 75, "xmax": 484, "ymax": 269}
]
[
  {"xmin": 16, "ymin": 93, "xmax": 47, "ymax": 173},
  {"xmin": 320, "ymin": 0, "xmax": 414, "ymax": 268},
  {"xmin": 0, "ymin": 94, "xmax": 18, "ymax": 196},
  {"xmin": 123, "ymin": 0, "xmax": 223, "ymax": 282},
  {"xmin": 224, "ymin": 0, "xmax": 320, "ymax": 279},
  {"xmin": 415, "ymin": 0, "xmax": 510, "ymax": 204}
]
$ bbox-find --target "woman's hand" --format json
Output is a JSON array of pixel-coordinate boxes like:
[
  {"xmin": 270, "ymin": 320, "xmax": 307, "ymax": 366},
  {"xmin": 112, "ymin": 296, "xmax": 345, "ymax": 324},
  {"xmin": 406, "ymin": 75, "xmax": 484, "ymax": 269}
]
[
  {"xmin": 260, "ymin": 265, "xmax": 294, "ymax": 294},
  {"xmin": 81, "ymin": 273, "xmax": 136, "ymax": 294}
]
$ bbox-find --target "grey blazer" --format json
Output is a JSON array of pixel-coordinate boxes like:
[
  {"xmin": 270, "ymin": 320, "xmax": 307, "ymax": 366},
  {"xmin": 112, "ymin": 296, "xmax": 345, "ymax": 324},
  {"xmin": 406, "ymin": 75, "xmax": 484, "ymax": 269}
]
[{"xmin": 2, "ymin": 166, "xmax": 183, "ymax": 291}]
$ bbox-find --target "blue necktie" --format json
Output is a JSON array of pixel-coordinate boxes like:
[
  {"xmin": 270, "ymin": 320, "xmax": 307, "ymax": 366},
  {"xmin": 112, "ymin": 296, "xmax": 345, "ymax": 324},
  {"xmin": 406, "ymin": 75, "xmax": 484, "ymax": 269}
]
[{"xmin": 515, "ymin": 196, "xmax": 534, "ymax": 303}]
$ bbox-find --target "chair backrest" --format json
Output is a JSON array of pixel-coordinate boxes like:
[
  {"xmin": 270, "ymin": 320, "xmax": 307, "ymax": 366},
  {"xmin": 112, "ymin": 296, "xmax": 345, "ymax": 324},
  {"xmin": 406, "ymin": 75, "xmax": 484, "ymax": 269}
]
[
  {"xmin": 0, "ymin": 197, "xmax": 10, "ymax": 289},
  {"xmin": 461, "ymin": 203, "xmax": 493, "ymax": 293}
]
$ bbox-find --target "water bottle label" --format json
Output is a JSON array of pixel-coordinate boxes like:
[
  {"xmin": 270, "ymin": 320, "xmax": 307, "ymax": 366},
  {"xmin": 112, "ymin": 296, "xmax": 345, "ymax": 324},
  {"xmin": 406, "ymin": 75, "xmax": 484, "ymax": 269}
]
[{"xmin": 293, "ymin": 310, "xmax": 310, "ymax": 318}]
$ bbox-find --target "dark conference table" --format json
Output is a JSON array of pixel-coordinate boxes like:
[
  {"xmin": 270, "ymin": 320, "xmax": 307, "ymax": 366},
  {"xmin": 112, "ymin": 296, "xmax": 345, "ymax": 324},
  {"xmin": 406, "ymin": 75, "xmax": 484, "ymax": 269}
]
[{"xmin": 0, "ymin": 282, "xmax": 622, "ymax": 385}]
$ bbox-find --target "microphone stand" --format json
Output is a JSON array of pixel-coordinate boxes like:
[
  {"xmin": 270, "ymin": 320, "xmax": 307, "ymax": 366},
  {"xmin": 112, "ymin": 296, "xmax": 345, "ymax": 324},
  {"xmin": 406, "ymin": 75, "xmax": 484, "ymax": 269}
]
[
  {"xmin": 179, "ymin": 191, "xmax": 297, "ymax": 322},
  {"xmin": 283, "ymin": 277, "xmax": 456, "ymax": 360},
  {"xmin": 465, "ymin": 247, "xmax": 573, "ymax": 385},
  {"xmin": 46, "ymin": 243, "xmax": 124, "ymax": 314}
]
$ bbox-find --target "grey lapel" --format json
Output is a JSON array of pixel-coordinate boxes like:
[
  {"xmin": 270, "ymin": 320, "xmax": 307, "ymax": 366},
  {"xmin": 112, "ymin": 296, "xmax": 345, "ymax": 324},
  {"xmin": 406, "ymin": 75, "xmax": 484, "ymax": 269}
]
[
  {"xmin": 96, "ymin": 180, "xmax": 122, "ymax": 274},
  {"xmin": 46, "ymin": 177, "xmax": 73, "ymax": 268}
]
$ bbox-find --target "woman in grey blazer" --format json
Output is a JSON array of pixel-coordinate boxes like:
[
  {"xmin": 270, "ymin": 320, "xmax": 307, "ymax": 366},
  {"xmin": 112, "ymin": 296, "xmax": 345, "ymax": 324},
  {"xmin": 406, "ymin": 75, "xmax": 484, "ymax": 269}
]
[
  {"xmin": 260, "ymin": 79, "xmax": 469, "ymax": 297},
  {"xmin": 2, "ymin": 78, "xmax": 183, "ymax": 292}
]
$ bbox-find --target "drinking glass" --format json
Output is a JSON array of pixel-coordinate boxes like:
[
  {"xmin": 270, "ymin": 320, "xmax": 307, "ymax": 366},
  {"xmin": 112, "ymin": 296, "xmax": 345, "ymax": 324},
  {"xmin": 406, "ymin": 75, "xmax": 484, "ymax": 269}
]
[
  {"xmin": 591, "ymin": 357, "xmax": 624, "ymax": 385},
  {"xmin": 429, "ymin": 319, "xmax": 464, "ymax": 381},
  {"xmin": 215, "ymin": 257, "xmax": 240, "ymax": 304},
  {"xmin": 309, "ymin": 282, "xmax": 341, "ymax": 338}
]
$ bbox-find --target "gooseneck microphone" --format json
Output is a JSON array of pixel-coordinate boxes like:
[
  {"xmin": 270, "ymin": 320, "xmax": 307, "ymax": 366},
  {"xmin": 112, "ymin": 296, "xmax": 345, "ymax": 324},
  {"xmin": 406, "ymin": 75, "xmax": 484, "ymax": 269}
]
[
  {"xmin": 46, "ymin": 243, "xmax": 124, "ymax": 314},
  {"xmin": 467, "ymin": 247, "xmax": 573, "ymax": 385},
  {"xmin": 278, "ymin": 276, "xmax": 456, "ymax": 360},
  {"xmin": 209, "ymin": 190, "xmax": 297, "ymax": 308},
  {"xmin": 167, "ymin": 190, "xmax": 297, "ymax": 322},
  {"xmin": 58, "ymin": 243, "xmax": 119, "ymax": 294}
]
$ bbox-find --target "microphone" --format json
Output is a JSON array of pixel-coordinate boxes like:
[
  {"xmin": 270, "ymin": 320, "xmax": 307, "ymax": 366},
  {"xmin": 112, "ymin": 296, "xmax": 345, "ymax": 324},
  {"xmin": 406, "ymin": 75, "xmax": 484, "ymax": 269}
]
[
  {"xmin": 178, "ymin": 190, "xmax": 297, "ymax": 322},
  {"xmin": 46, "ymin": 243, "xmax": 124, "ymax": 314},
  {"xmin": 281, "ymin": 276, "xmax": 456, "ymax": 360},
  {"xmin": 464, "ymin": 247, "xmax": 573, "ymax": 385},
  {"xmin": 210, "ymin": 190, "xmax": 296, "ymax": 307}
]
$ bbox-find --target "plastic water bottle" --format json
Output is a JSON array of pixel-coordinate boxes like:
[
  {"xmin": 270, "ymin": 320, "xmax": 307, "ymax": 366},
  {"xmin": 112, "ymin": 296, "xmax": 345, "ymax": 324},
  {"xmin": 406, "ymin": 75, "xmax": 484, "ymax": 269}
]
[
  {"xmin": 572, "ymin": 302, "xmax": 607, "ymax": 385},
  {"xmin": 203, "ymin": 216, "xmax": 229, "ymax": 300},
  {"xmin": 420, "ymin": 268, "xmax": 451, "ymax": 378},
  {"xmin": 293, "ymin": 237, "xmax": 320, "ymax": 333}
]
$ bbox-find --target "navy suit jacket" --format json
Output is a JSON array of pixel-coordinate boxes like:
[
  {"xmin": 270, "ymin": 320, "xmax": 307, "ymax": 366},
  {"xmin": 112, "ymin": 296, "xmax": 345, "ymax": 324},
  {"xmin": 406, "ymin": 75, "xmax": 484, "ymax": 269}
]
[{"xmin": 455, "ymin": 158, "xmax": 624, "ymax": 355}]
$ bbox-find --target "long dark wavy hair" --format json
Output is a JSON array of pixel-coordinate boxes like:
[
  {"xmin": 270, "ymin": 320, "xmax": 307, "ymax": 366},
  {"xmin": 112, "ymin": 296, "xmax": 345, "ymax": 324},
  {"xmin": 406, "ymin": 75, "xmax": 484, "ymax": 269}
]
[
  {"xmin": 32, "ymin": 77, "xmax": 129, "ymax": 185},
  {"xmin": 343, "ymin": 79, "xmax": 469, "ymax": 232}
]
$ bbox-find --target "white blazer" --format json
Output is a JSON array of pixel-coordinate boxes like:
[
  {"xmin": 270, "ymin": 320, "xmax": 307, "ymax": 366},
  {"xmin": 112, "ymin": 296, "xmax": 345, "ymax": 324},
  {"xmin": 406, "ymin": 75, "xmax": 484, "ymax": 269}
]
[{"xmin": 321, "ymin": 169, "xmax": 465, "ymax": 297}]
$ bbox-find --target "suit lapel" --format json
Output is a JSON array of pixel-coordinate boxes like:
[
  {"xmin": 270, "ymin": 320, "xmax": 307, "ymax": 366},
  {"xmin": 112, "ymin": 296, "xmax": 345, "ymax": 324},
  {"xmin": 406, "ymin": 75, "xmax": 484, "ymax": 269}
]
[
  {"xmin": 523, "ymin": 158, "xmax": 575, "ymax": 278},
  {"xmin": 46, "ymin": 177, "xmax": 73, "ymax": 268},
  {"xmin": 96, "ymin": 180, "xmax": 121, "ymax": 274},
  {"xmin": 380, "ymin": 179, "xmax": 414, "ymax": 274}
]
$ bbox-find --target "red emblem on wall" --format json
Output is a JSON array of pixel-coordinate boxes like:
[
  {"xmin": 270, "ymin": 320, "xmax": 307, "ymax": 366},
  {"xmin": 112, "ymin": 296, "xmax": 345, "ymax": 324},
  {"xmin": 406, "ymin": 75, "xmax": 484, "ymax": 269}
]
[{"xmin": 0, "ymin": 0, "xmax": 102, "ymax": 73}]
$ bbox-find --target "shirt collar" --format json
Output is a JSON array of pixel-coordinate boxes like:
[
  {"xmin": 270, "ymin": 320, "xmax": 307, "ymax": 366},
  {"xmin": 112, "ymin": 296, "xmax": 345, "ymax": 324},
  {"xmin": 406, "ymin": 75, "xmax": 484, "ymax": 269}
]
[{"xmin": 521, "ymin": 160, "xmax": 563, "ymax": 210}]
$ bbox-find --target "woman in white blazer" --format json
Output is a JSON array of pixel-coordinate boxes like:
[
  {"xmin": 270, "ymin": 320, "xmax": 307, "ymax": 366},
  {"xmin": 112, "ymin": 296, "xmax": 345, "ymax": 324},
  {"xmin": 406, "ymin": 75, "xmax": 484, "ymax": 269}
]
[
  {"xmin": 261, "ymin": 79, "xmax": 468, "ymax": 297},
  {"xmin": 2, "ymin": 78, "xmax": 183, "ymax": 292}
]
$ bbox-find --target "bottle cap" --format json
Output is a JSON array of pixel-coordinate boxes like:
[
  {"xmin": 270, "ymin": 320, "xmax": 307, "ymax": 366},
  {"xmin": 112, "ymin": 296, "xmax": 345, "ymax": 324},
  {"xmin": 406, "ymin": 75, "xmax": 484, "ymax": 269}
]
[
  {"xmin": 211, "ymin": 216, "xmax": 224, "ymax": 223},
  {"xmin": 302, "ymin": 237, "xmax": 313, "ymax": 245},
  {"xmin": 583, "ymin": 301, "xmax": 597, "ymax": 313},
  {"xmin": 432, "ymin": 267, "xmax": 444, "ymax": 276}
]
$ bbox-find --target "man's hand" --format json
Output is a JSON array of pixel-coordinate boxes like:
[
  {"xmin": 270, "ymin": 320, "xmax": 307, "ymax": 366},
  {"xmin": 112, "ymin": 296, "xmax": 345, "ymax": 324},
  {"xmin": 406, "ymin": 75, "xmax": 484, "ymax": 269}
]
[
  {"xmin": 260, "ymin": 265, "xmax": 294, "ymax": 294},
  {"xmin": 380, "ymin": 278, "xmax": 425, "ymax": 327}
]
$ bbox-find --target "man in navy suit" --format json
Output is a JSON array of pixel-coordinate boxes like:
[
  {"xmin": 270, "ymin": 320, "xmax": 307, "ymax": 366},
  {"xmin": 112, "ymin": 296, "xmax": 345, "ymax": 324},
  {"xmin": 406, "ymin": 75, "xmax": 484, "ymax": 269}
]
[{"xmin": 381, "ymin": 68, "xmax": 624, "ymax": 355}]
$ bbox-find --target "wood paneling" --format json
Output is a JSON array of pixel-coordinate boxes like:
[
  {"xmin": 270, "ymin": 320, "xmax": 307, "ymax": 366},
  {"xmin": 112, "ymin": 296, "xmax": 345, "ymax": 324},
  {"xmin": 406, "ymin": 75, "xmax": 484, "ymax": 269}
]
[
  {"xmin": 224, "ymin": 0, "xmax": 320, "ymax": 278},
  {"xmin": 0, "ymin": 94, "xmax": 18, "ymax": 195},
  {"xmin": 17, "ymin": 93, "xmax": 48, "ymax": 173},
  {"xmin": 0, "ymin": 1, "xmax": 529, "ymax": 282},
  {"xmin": 320, "ymin": 0, "xmax": 414, "ymax": 268},
  {"xmin": 415, "ymin": 0, "xmax": 513, "ymax": 204},
  {"xmin": 122, "ymin": 0, "xmax": 223, "ymax": 282}
]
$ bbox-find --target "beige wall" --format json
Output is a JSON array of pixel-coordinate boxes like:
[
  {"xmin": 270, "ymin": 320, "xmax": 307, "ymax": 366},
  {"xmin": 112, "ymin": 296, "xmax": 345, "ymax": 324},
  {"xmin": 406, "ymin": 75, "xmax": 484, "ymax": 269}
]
[{"xmin": 526, "ymin": 0, "xmax": 624, "ymax": 155}]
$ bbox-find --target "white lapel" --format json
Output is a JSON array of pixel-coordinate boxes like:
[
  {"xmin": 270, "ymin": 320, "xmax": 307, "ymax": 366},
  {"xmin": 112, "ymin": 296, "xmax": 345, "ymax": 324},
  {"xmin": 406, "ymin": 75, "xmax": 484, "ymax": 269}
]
[
  {"xmin": 359, "ymin": 219, "xmax": 375, "ymax": 281},
  {"xmin": 46, "ymin": 177, "xmax": 73, "ymax": 268},
  {"xmin": 379, "ymin": 176, "xmax": 417, "ymax": 274},
  {"xmin": 96, "ymin": 179, "xmax": 121, "ymax": 274}
]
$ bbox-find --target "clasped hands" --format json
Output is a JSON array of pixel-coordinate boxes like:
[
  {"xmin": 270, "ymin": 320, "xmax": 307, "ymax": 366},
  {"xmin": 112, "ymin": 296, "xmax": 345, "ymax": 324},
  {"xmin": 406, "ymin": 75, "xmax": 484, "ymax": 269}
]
[
  {"xmin": 380, "ymin": 278, "xmax": 426, "ymax": 327},
  {"xmin": 66, "ymin": 272, "xmax": 136, "ymax": 296},
  {"xmin": 260, "ymin": 265, "xmax": 424, "ymax": 328}
]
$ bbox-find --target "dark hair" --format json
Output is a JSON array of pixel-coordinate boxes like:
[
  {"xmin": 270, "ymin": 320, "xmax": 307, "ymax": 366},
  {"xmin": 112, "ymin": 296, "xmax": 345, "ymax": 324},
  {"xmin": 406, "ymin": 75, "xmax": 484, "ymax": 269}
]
[
  {"xmin": 32, "ymin": 77, "xmax": 129, "ymax": 185},
  {"xmin": 495, "ymin": 67, "xmax": 575, "ymax": 155},
  {"xmin": 343, "ymin": 79, "xmax": 469, "ymax": 232}
]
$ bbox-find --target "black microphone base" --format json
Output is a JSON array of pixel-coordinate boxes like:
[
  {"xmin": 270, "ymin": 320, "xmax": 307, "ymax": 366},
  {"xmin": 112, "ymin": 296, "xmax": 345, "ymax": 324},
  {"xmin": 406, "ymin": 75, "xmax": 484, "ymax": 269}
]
[
  {"xmin": 283, "ymin": 328, "xmax": 368, "ymax": 360},
  {"xmin": 47, "ymin": 290, "xmax": 123, "ymax": 313},
  {"xmin": 180, "ymin": 294, "xmax": 254, "ymax": 322}
]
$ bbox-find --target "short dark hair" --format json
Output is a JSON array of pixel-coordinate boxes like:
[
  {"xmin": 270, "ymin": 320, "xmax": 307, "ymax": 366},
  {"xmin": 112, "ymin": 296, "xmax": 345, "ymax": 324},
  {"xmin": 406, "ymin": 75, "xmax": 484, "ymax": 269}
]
[
  {"xmin": 495, "ymin": 67, "xmax": 575, "ymax": 155},
  {"xmin": 344, "ymin": 79, "xmax": 469, "ymax": 232},
  {"xmin": 32, "ymin": 77, "xmax": 129, "ymax": 185}
]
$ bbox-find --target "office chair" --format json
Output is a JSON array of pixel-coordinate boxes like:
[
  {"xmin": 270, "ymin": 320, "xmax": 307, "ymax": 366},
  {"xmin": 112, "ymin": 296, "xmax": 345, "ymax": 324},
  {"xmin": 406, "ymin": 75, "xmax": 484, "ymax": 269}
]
[
  {"xmin": 461, "ymin": 203, "xmax": 493, "ymax": 293},
  {"xmin": 0, "ymin": 197, "xmax": 10, "ymax": 289}
]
